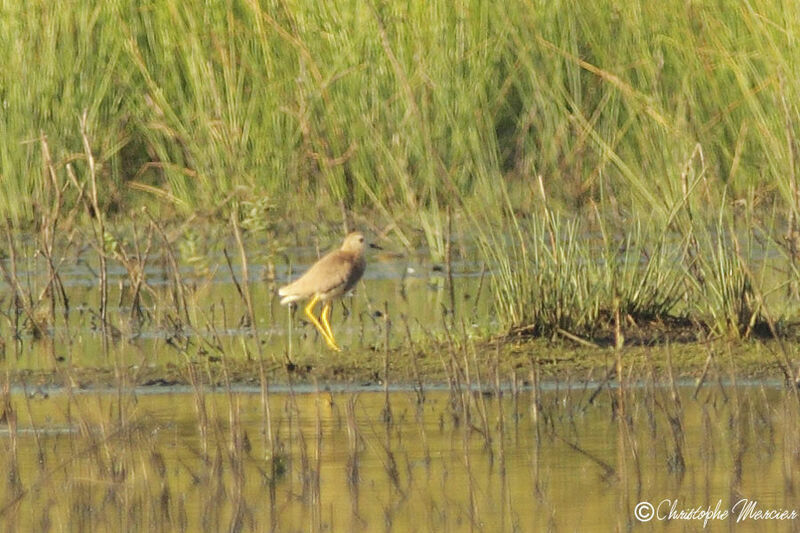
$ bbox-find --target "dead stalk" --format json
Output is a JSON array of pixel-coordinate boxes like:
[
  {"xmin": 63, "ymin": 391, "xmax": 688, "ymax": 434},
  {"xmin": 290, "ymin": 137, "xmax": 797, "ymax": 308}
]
[
  {"xmin": 79, "ymin": 111, "xmax": 108, "ymax": 327},
  {"xmin": 382, "ymin": 301, "xmax": 392, "ymax": 424}
]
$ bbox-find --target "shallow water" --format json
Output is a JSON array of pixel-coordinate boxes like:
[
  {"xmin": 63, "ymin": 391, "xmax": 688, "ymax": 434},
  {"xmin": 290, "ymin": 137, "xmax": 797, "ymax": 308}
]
[
  {"xmin": 1, "ymin": 236, "xmax": 493, "ymax": 372},
  {"xmin": 1, "ymin": 383, "xmax": 798, "ymax": 531},
  {"xmin": 2, "ymin": 232, "xmax": 799, "ymax": 530}
]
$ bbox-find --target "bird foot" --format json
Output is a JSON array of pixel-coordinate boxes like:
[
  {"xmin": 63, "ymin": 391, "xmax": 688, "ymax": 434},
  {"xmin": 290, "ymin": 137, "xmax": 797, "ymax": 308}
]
[{"xmin": 324, "ymin": 338, "xmax": 342, "ymax": 352}]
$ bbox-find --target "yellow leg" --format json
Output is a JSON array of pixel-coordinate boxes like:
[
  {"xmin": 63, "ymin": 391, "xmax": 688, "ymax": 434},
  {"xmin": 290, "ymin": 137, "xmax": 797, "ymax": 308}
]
[
  {"xmin": 303, "ymin": 295, "xmax": 341, "ymax": 351},
  {"xmin": 303, "ymin": 295, "xmax": 328, "ymax": 341},
  {"xmin": 320, "ymin": 302, "xmax": 339, "ymax": 349}
]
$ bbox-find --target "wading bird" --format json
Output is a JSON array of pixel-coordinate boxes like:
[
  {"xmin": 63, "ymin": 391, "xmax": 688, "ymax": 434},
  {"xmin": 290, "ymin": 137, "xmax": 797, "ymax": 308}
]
[{"xmin": 279, "ymin": 231, "xmax": 371, "ymax": 351}]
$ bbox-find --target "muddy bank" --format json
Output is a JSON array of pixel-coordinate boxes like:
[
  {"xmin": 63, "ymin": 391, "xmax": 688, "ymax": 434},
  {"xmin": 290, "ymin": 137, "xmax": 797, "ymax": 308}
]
[{"xmin": 6, "ymin": 338, "xmax": 798, "ymax": 390}]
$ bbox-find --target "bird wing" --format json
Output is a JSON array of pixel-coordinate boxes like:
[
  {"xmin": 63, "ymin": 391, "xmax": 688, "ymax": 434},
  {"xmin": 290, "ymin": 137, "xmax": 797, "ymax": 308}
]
[{"xmin": 279, "ymin": 250, "xmax": 354, "ymax": 298}]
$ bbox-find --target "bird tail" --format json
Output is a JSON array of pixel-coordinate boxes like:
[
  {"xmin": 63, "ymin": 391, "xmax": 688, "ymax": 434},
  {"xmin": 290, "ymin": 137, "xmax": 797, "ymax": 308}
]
[
  {"xmin": 278, "ymin": 286, "xmax": 301, "ymax": 305},
  {"xmin": 280, "ymin": 295, "xmax": 301, "ymax": 305}
]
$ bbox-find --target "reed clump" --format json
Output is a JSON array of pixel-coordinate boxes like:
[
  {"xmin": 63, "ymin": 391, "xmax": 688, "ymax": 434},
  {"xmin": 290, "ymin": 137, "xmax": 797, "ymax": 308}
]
[
  {"xmin": 2, "ymin": 0, "xmax": 800, "ymax": 351},
  {"xmin": 2, "ymin": 1, "xmax": 798, "ymax": 229}
]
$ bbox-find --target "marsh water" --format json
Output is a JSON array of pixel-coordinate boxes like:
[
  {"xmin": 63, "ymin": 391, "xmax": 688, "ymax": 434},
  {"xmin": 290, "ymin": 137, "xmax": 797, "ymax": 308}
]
[
  {"xmin": 1, "ymin": 235, "xmax": 799, "ymax": 531},
  {"xmin": 1, "ymin": 384, "xmax": 799, "ymax": 531},
  {"xmin": 3, "ymin": 234, "xmax": 492, "ymax": 372}
]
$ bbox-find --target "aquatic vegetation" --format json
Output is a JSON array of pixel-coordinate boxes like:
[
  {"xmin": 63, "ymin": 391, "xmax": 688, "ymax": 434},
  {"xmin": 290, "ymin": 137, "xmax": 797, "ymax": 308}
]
[
  {"xmin": 0, "ymin": 375, "xmax": 798, "ymax": 531},
  {"xmin": 2, "ymin": 0, "xmax": 799, "ymax": 347},
  {"xmin": 1, "ymin": 1, "xmax": 798, "ymax": 225},
  {"xmin": 3, "ymin": 2, "xmax": 800, "ymax": 529}
]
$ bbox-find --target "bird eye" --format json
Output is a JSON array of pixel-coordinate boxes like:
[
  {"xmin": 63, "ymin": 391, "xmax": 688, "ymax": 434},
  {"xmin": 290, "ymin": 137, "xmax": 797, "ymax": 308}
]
[{"xmin": 359, "ymin": 237, "xmax": 364, "ymax": 242}]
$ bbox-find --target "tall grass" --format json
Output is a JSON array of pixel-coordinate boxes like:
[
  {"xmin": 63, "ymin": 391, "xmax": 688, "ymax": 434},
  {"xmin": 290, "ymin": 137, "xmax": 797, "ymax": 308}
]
[
  {"xmin": 2, "ymin": 1, "xmax": 797, "ymax": 219},
  {"xmin": 2, "ymin": 0, "xmax": 800, "ymax": 335},
  {"xmin": 0, "ymin": 2, "xmax": 130, "ymax": 222}
]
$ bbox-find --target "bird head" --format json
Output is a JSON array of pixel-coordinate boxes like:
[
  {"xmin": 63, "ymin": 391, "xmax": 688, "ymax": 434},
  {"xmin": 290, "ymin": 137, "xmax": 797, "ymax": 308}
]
[{"xmin": 341, "ymin": 231, "xmax": 367, "ymax": 254}]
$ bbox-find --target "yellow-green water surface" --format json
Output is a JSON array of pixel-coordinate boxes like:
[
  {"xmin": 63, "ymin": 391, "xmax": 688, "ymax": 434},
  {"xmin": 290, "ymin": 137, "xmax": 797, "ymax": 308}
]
[{"xmin": 1, "ymin": 383, "xmax": 797, "ymax": 531}]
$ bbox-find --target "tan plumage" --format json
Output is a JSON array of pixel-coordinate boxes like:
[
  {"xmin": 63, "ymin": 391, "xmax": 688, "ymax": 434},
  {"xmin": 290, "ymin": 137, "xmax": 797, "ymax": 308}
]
[{"xmin": 279, "ymin": 232, "xmax": 367, "ymax": 351}]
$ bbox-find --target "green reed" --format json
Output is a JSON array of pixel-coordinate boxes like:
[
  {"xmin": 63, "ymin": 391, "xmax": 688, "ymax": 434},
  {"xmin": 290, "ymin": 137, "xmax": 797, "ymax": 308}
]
[
  {"xmin": 2, "ymin": 1, "xmax": 797, "ymax": 218},
  {"xmin": 2, "ymin": 0, "xmax": 800, "ymax": 340}
]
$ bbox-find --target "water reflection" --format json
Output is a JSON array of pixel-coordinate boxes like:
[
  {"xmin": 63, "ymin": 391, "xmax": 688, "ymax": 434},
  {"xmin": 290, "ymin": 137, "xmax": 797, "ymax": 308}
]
[{"xmin": 1, "ymin": 383, "xmax": 797, "ymax": 531}]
